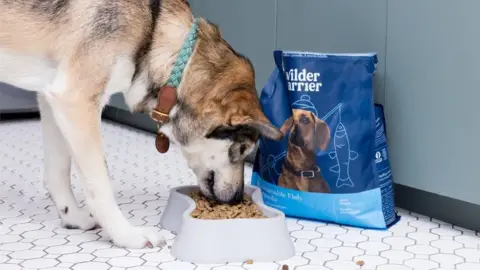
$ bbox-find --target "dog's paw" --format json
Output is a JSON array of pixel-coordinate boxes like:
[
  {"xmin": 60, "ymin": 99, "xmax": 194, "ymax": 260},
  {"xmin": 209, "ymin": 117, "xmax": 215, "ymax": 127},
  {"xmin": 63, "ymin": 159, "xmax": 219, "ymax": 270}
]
[
  {"xmin": 61, "ymin": 208, "xmax": 98, "ymax": 231},
  {"xmin": 111, "ymin": 226, "xmax": 166, "ymax": 249}
]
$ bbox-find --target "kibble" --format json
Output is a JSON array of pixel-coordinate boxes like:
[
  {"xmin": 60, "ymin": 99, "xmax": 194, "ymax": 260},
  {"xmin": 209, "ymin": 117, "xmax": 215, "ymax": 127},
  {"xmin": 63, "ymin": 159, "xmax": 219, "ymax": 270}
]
[
  {"xmin": 189, "ymin": 191, "xmax": 266, "ymax": 219},
  {"xmin": 356, "ymin": 260, "xmax": 365, "ymax": 267},
  {"xmin": 281, "ymin": 265, "xmax": 289, "ymax": 270}
]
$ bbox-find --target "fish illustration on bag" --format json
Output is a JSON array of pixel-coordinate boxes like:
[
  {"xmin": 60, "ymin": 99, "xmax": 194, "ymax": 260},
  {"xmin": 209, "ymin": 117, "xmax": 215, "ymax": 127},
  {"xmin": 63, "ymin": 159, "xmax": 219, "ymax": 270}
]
[{"xmin": 327, "ymin": 107, "xmax": 359, "ymax": 188}]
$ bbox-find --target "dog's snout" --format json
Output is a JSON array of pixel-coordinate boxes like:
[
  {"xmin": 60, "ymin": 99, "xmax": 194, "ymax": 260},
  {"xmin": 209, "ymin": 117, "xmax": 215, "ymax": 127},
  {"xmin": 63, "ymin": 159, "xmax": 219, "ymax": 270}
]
[
  {"xmin": 290, "ymin": 127, "xmax": 305, "ymax": 147},
  {"xmin": 214, "ymin": 186, "xmax": 243, "ymax": 205},
  {"xmin": 228, "ymin": 188, "xmax": 244, "ymax": 205},
  {"xmin": 300, "ymin": 114, "xmax": 310, "ymax": 124},
  {"xmin": 206, "ymin": 171, "xmax": 215, "ymax": 195},
  {"xmin": 201, "ymin": 166, "xmax": 245, "ymax": 205}
]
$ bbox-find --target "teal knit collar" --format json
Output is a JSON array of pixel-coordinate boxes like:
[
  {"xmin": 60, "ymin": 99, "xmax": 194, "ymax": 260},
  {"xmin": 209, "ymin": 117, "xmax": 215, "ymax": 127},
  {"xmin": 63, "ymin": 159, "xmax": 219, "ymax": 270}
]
[{"xmin": 164, "ymin": 18, "xmax": 200, "ymax": 89}]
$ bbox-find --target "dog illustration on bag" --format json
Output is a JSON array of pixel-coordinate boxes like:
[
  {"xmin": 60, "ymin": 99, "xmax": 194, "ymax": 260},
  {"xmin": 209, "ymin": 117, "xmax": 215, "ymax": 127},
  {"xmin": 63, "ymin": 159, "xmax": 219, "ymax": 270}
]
[{"xmin": 277, "ymin": 95, "xmax": 331, "ymax": 193}]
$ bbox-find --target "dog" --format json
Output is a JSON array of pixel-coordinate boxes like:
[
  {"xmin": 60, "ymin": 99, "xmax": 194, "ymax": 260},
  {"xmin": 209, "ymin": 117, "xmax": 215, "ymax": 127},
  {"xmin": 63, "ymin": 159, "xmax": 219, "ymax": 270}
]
[
  {"xmin": 277, "ymin": 98, "xmax": 331, "ymax": 193},
  {"xmin": 0, "ymin": 0, "xmax": 283, "ymax": 248}
]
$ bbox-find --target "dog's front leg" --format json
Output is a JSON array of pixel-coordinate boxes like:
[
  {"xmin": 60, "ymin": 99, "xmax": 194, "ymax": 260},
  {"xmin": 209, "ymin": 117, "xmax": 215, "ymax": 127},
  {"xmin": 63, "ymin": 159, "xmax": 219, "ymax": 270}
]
[
  {"xmin": 38, "ymin": 95, "xmax": 97, "ymax": 230},
  {"xmin": 42, "ymin": 72, "xmax": 164, "ymax": 249}
]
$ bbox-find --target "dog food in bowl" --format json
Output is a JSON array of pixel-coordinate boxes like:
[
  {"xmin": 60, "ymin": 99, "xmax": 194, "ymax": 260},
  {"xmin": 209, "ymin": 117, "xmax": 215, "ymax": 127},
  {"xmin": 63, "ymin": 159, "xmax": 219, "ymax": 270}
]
[
  {"xmin": 189, "ymin": 191, "xmax": 266, "ymax": 219},
  {"xmin": 159, "ymin": 185, "xmax": 295, "ymax": 263}
]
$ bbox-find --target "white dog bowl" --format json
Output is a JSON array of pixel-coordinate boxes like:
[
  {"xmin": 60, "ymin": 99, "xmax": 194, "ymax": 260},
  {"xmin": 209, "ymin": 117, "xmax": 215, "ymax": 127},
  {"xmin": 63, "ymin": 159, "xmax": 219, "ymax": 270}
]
[{"xmin": 160, "ymin": 185, "xmax": 295, "ymax": 264}]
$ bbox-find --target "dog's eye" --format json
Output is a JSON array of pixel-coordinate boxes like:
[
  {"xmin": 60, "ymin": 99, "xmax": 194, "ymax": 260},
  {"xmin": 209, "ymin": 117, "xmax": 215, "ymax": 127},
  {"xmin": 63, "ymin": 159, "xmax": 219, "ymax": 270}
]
[
  {"xmin": 240, "ymin": 144, "xmax": 247, "ymax": 155},
  {"xmin": 300, "ymin": 115, "xmax": 309, "ymax": 124}
]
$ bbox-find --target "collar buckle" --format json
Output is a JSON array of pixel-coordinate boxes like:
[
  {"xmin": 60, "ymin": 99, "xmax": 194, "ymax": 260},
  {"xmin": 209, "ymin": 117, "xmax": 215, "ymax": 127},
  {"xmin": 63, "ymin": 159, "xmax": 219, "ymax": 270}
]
[
  {"xmin": 301, "ymin": 170, "xmax": 315, "ymax": 178},
  {"xmin": 149, "ymin": 85, "xmax": 177, "ymax": 153},
  {"xmin": 150, "ymin": 110, "xmax": 170, "ymax": 124}
]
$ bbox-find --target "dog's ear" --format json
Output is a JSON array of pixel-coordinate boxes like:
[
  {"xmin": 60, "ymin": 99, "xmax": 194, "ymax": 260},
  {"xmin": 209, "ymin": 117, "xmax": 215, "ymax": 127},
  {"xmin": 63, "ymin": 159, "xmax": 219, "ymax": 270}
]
[
  {"xmin": 222, "ymin": 88, "xmax": 282, "ymax": 140},
  {"xmin": 230, "ymin": 114, "xmax": 282, "ymax": 141},
  {"xmin": 279, "ymin": 116, "xmax": 293, "ymax": 136},
  {"xmin": 314, "ymin": 115, "xmax": 331, "ymax": 151}
]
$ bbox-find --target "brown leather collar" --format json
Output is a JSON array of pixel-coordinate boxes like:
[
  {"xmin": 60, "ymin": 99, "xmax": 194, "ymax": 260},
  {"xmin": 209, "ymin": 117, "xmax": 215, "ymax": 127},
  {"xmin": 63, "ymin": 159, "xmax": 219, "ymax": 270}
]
[{"xmin": 149, "ymin": 85, "xmax": 177, "ymax": 153}]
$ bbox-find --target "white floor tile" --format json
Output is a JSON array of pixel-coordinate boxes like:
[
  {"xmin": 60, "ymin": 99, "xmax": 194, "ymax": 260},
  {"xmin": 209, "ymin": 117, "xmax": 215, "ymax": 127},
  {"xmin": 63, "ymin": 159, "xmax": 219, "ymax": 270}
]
[{"xmin": 1, "ymin": 119, "xmax": 480, "ymax": 270}]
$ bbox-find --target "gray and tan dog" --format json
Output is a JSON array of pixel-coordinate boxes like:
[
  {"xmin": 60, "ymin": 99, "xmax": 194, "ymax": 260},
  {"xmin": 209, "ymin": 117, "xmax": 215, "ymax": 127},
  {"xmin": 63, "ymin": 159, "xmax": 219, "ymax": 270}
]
[{"xmin": 0, "ymin": 0, "xmax": 282, "ymax": 248}]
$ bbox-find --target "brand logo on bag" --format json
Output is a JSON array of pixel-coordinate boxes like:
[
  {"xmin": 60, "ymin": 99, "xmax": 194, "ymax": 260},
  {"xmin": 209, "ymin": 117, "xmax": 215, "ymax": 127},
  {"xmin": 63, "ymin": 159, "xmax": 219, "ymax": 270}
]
[{"xmin": 286, "ymin": 69, "xmax": 322, "ymax": 92}]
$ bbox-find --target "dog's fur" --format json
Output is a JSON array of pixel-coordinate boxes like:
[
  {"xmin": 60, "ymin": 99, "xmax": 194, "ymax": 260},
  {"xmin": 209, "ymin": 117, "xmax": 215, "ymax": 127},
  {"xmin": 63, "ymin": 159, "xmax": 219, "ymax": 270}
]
[
  {"xmin": 0, "ymin": 0, "xmax": 283, "ymax": 248},
  {"xmin": 277, "ymin": 109, "xmax": 331, "ymax": 193}
]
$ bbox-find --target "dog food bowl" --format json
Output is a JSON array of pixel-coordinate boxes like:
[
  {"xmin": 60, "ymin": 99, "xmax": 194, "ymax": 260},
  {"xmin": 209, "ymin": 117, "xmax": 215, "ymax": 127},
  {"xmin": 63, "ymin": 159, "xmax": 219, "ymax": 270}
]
[{"xmin": 160, "ymin": 185, "xmax": 295, "ymax": 264}]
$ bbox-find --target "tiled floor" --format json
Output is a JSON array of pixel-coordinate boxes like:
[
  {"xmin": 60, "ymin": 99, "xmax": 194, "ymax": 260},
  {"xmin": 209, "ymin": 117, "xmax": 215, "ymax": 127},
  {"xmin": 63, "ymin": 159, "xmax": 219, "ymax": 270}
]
[{"xmin": 1, "ymin": 119, "xmax": 480, "ymax": 270}]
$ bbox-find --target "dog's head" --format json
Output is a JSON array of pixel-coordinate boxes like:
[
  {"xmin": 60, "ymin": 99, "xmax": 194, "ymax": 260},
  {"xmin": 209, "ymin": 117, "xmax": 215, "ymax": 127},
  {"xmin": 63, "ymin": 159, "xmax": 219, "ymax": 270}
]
[
  {"xmin": 132, "ymin": 11, "xmax": 282, "ymax": 204},
  {"xmin": 174, "ymin": 30, "xmax": 282, "ymax": 204},
  {"xmin": 281, "ymin": 109, "xmax": 331, "ymax": 153}
]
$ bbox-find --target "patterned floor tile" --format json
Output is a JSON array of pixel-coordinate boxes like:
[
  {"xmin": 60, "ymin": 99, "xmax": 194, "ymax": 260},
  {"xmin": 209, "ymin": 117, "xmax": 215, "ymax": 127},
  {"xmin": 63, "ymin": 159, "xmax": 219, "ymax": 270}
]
[{"xmin": 1, "ymin": 120, "xmax": 480, "ymax": 270}]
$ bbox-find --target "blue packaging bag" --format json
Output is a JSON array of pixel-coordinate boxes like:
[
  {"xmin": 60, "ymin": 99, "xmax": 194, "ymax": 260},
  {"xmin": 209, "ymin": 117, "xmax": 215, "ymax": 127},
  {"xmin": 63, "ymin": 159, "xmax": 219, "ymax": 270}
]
[{"xmin": 251, "ymin": 50, "xmax": 399, "ymax": 229}]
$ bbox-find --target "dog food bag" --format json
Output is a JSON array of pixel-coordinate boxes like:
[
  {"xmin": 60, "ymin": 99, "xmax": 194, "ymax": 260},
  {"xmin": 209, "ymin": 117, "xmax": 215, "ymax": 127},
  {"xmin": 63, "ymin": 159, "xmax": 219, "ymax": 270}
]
[{"xmin": 251, "ymin": 50, "xmax": 399, "ymax": 229}]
